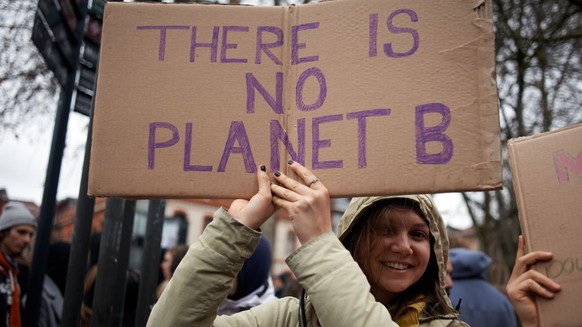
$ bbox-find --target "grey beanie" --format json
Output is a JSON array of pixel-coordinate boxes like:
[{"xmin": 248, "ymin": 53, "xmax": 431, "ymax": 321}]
[{"xmin": 0, "ymin": 202, "xmax": 37, "ymax": 231}]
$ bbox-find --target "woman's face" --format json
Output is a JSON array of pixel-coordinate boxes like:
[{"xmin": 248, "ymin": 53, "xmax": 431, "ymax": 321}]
[{"xmin": 364, "ymin": 206, "xmax": 431, "ymax": 304}]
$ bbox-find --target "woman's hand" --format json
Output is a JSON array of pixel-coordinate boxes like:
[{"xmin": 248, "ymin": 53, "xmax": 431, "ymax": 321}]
[
  {"xmin": 228, "ymin": 165, "xmax": 276, "ymax": 230},
  {"xmin": 270, "ymin": 160, "xmax": 332, "ymax": 244},
  {"xmin": 506, "ymin": 235, "xmax": 561, "ymax": 327}
]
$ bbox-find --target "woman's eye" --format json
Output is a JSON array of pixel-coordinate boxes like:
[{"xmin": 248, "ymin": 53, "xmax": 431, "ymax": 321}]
[
  {"xmin": 375, "ymin": 226, "xmax": 392, "ymax": 236},
  {"xmin": 411, "ymin": 231, "xmax": 428, "ymax": 240}
]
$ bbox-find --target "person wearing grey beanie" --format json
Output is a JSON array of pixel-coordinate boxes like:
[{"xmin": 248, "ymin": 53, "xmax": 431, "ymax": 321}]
[
  {"xmin": 0, "ymin": 201, "xmax": 37, "ymax": 327},
  {"xmin": 0, "ymin": 202, "xmax": 37, "ymax": 231}
]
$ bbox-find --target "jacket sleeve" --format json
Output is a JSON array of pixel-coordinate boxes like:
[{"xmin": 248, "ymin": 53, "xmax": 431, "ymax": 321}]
[
  {"xmin": 147, "ymin": 207, "xmax": 262, "ymax": 327},
  {"xmin": 286, "ymin": 233, "xmax": 400, "ymax": 327},
  {"xmin": 213, "ymin": 296, "xmax": 301, "ymax": 326}
]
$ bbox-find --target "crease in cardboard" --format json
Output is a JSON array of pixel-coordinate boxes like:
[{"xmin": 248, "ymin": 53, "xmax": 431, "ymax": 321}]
[
  {"xmin": 282, "ymin": 5, "xmax": 294, "ymax": 177},
  {"xmin": 282, "ymin": 5, "xmax": 302, "ymax": 180}
]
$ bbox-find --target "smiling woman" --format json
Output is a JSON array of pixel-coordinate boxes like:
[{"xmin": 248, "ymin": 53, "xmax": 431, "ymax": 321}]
[
  {"xmin": 341, "ymin": 199, "xmax": 432, "ymax": 306},
  {"xmin": 148, "ymin": 161, "xmax": 468, "ymax": 327},
  {"xmin": 337, "ymin": 196, "xmax": 458, "ymax": 325}
]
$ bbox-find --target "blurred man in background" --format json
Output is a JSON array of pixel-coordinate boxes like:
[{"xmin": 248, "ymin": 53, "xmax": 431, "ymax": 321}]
[
  {"xmin": 0, "ymin": 202, "xmax": 37, "ymax": 327},
  {"xmin": 449, "ymin": 248, "xmax": 517, "ymax": 327}
]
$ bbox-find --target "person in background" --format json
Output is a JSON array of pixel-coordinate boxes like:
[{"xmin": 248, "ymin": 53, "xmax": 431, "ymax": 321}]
[
  {"xmin": 148, "ymin": 161, "xmax": 467, "ymax": 327},
  {"xmin": 448, "ymin": 247, "xmax": 517, "ymax": 327},
  {"xmin": 218, "ymin": 235, "xmax": 277, "ymax": 315},
  {"xmin": 506, "ymin": 235, "xmax": 561, "ymax": 327},
  {"xmin": 156, "ymin": 244, "xmax": 189, "ymax": 299},
  {"xmin": 0, "ymin": 202, "xmax": 37, "ymax": 327}
]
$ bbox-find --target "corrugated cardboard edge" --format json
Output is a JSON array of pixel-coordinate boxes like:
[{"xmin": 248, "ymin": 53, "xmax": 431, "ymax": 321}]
[
  {"xmin": 507, "ymin": 138, "xmax": 530, "ymax": 247},
  {"xmin": 475, "ymin": 0, "xmax": 503, "ymax": 190}
]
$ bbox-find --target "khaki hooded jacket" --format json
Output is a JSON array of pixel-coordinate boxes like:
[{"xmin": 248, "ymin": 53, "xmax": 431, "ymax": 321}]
[{"xmin": 147, "ymin": 195, "xmax": 467, "ymax": 327}]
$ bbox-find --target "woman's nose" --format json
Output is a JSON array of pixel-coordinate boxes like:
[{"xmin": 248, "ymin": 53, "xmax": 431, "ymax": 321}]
[{"xmin": 389, "ymin": 233, "xmax": 413, "ymax": 255}]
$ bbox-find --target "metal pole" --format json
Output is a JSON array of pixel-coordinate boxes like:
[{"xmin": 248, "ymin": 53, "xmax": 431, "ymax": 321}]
[
  {"xmin": 61, "ymin": 115, "xmax": 95, "ymax": 327},
  {"xmin": 91, "ymin": 199, "xmax": 136, "ymax": 326},
  {"xmin": 135, "ymin": 200, "xmax": 166, "ymax": 327},
  {"xmin": 23, "ymin": 89, "xmax": 70, "ymax": 327},
  {"xmin": 24, "ymin": 0, "xmax": 90, "ymax": 325}
]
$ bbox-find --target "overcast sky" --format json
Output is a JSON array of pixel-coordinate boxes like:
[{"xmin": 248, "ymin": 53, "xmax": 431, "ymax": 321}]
[{"xmin": 0, "ymin": 112, "xmax": 88, "ymax": 204}]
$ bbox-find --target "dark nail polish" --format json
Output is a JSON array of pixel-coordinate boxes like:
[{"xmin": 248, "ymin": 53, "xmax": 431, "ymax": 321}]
[
  {"xmin": 288, "ymin": 160, "xmax": 294, "ymax": 165},
  {"xmin": 274, "ymin": 171, "xmax": 281, "ymax": 177},
  {"xmin": 260, "ymin": 165, "xmax": 266, "ymax": 171}
]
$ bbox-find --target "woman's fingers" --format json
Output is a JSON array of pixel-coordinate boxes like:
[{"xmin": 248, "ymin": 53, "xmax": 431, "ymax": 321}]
[
  {"xmin": 257, "ymin": 164, "xmax": 272, "ymax": 197},
  {"xmin": 270, "ymin": 162, "xmax": 327, "ymax": 207},
  {"xmin": 269, "ymin": 161, "xmax": 332, "ymax": 244},
  {"xmin": 528, "ymin": 271, "xmax": 561, "ymax": 297},
  {"xmin": 509, "ymin": 235, "xmax": 528, "ymax": 278},
  {"xmin": 271, "ymin": 160, "xmax": 323, "ymax": 195},
  {"xmin": 286, "ymin": 160, "xmax": 322, "ymax": 189},
  {"xmin": 511, "ymin": 235, "xmax": 553, "ymax": 277},
  {"xmin": 228, "ymin": 165, "xmax": 275, "ymax": 230},
  {"xmin": 506, "ymin": 235, "xmax": 561, "ymax": 327},
  {"xmin": 509, "ymin": 269, "xmax": 561, "ymax": 298}
]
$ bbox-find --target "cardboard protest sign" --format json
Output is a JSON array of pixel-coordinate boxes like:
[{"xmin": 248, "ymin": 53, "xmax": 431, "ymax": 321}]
[
  {"xmin": 508, "ymin": 123, "xmax": 582, "ymax": 327},
  {"xmin": 88, "ymin": 0, "xmax": 501, "ymax": 199}
]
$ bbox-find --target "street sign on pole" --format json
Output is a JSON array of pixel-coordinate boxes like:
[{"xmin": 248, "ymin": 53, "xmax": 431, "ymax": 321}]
[
  {"xmin": 31, "ymin": 0, "xmax": 102, "ymax": 116},
  {"xmin": 31, "ymin": 10, "xmax": 70, "ymax": 86}
]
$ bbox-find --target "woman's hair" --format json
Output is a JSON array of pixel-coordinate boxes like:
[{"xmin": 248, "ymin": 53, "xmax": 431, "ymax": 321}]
[{"xmin": 341, "ymin": 198, "xmax": 455, "ymax": 318}]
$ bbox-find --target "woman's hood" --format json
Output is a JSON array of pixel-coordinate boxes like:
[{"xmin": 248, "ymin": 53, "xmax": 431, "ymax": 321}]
[{"xmin": 336, "ymin": 195, "xmax": 452, "ymax": 308}]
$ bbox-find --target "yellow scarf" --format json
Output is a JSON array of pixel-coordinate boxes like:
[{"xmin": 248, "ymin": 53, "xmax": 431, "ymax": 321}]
[{"xmin": 391, "ymin": 300, "xmax": 427, "ymax": 327}]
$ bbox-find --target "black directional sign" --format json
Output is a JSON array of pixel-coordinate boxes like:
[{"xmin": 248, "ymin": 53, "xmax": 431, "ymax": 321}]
[{"xmin": 31, "ymin": 0, "xmax": 104, "ymax": 116}]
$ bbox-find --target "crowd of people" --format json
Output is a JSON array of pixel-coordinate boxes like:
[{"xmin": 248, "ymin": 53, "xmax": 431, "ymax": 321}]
[{"xmin": 0, "ymin": 162, "xmax": 563, "ymax": 326}]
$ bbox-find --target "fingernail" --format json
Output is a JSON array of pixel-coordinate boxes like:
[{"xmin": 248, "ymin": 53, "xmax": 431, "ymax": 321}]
[
  {"xmin": 287, "ymin": 160, "xmax": 294, "ymax": 165},
  {"xmin": 260, "ymin": 165, "xmax": 266, "ymax": 171},
  {"xmin": 274, "ymin": 171, "xmax": 281, "ymax": 177}
]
